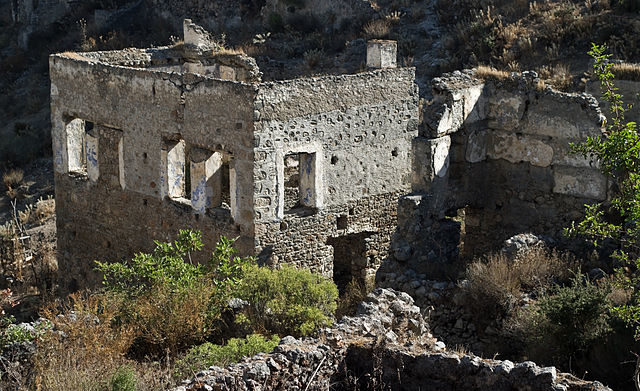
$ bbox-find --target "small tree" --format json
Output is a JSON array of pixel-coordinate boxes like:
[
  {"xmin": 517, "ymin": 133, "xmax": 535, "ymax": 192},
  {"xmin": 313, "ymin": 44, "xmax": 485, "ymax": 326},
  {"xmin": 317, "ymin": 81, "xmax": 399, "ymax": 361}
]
[{"xmin": 568, "ymin": 43, "xmax": 640, "ymax": 338}]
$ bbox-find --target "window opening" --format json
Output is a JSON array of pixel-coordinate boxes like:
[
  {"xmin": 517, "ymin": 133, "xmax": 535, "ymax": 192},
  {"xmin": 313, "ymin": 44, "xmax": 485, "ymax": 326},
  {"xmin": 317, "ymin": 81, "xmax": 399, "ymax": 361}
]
[{"xmin": 283, "ymin": 152, "xmax": 317, "ymax": 213}]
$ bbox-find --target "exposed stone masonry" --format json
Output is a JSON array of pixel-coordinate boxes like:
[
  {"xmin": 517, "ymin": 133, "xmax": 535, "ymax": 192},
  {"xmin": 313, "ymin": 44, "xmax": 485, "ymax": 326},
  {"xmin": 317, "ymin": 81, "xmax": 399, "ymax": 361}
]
[
  {"xmin": 51, "ymin": 20, "xmax": 418, "ymax": 292},
  {"xmin": 173, "ymin": 289, "xmax": 610, "ymax": 391},
  {"xmin": 387, "ymin": 70, "xmax": 608, "ymax": 278}
]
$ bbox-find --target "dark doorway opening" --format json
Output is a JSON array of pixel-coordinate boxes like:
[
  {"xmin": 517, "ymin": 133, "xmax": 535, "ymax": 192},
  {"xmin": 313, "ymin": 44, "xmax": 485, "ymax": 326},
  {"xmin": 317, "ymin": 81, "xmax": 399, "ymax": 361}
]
[{"xmin": 327, "ymin": 232, "xmax": 373, "ymax": 295}]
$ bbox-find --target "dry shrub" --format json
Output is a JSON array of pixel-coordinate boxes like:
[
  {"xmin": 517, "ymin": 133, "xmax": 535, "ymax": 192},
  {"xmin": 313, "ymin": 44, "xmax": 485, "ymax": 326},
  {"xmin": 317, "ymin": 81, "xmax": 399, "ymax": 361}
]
[
  {"xmin": 474, "ymin": 65, "xmax": 510, "ymax": 81},
  {"xmin": 130, "ymin": 282, "xmax": 216, "ymax": 354},
  {"xmin": 463, "ymin": 247, "xmax": 576, "ymax": 319},
  {"xmin": 363, "ymin": 19, "xmax": 391, "ymax": 39},
  {"xmin": 548, "ymin": 63, "xmax": 572, "ymax": 90},
  {"xmin": 33, "ymin": 290, "xmax": 177, "ymax": 390},
  {"xmin": 303, "ymin": 48, "xmax": 326, "ymax": 71},
  {"xmin": 611, "ymin": 62, "xmax": 640, "ymax": 81},
  {"xmin": 26, "ymin": 196, "xmax": 55, "ymax": 226},
  {"xmin": 336, "ymin": 278, "xmax": 375, "ymax": 319},
  {"xmin": 34, "ymin": 292, "xmax": 137, "ymax": 391},
  {"xmin": 538, "ymin": 63, "xmax": 572, "ymax": 91},
  {"xmin": 2, "ymin": 169, "xmax": 24, "ymax": 200}
]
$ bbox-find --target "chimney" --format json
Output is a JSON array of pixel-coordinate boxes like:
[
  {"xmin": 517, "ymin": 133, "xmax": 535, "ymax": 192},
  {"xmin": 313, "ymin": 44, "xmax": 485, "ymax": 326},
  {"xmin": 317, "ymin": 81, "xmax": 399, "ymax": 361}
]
[{"xmin": 366, "ymin": 40, "xmax": 397, "ymax": 69}]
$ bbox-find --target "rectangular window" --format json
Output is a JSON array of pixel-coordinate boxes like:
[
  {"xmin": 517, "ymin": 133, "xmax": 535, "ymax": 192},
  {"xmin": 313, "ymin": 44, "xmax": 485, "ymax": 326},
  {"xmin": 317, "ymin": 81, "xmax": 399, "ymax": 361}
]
[
  {"xmin": 189, "ymin": 148, "xmax": 232, "ymax": 213},
  {"xmin": 65, "ymin": 119, "xmax": 94, "ymax": 176},
  {"xmin": 283, "ymin": 152, "xmax": 318, "ymax": 213}
]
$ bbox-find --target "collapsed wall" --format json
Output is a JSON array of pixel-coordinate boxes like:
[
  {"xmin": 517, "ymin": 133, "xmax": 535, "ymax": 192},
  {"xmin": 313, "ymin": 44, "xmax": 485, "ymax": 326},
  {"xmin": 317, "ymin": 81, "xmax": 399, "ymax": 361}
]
[
  {"xmin": 173, "ymin": 288, "xmax": 611, "ymax": 391},
  {"xmin": 50, "ymin": 27, "xmax": 418, "ymax": 293},
  {"xmin": 388, "ymin": 70, "xmax": 607, "ymax": 278}
]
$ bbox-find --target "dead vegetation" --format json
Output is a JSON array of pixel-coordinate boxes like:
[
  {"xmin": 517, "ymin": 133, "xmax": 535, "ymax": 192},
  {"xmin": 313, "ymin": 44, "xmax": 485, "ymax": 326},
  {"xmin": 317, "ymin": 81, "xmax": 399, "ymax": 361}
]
[
  {"xmin": 611, "ymin": 62, "xmax": 640, "ymax": 81},
  {"xmin": 462, "ymin": 247, "xmax": 577, "ymax": 319},
  {"xmin": 436, "ymin": 0, "xmax": 640, "ymax": 84}
]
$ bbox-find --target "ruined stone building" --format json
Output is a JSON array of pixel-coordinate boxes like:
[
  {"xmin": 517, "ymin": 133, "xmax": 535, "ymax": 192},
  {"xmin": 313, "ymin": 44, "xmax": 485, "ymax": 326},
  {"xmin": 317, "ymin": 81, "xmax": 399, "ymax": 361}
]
[
  {"xmin": 51, "ymin": 20, "xmax": 608, "ymax": 292},
  {"xmin": 51, "ymin": 20, "xmax": 418, "ymax": 292}
]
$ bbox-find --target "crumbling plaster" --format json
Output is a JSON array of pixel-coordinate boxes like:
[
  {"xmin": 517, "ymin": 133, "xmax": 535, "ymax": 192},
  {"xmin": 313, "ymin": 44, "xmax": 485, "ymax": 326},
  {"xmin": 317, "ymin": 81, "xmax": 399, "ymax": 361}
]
[{"xmin": 51, "ymin": 21, "xmax": 419, "ymax": 292}]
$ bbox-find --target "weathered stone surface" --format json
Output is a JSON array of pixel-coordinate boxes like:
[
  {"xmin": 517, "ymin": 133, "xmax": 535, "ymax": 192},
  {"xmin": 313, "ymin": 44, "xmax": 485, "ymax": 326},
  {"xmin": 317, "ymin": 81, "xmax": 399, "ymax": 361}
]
[
  {"xmin": 465, "ymin": 130, "xmax": 488, "ymax": 163},
  {"xmin": 51, "ymin": 22, "xmax": 418, "ymax": 292},
  {"xmin": 553, "ymin": 166, "xmax": 607, "ymax": 200},
  {"xmin": 487, "ymin": 90, "xmax": 525, "ymax": 131},
  {"xmin": 174, "ymin": 288, "xmax": 611, "ymax": 391},
  {"xmin": 487, "ymin": 132, "xmax": 554, "ymax": 167}
]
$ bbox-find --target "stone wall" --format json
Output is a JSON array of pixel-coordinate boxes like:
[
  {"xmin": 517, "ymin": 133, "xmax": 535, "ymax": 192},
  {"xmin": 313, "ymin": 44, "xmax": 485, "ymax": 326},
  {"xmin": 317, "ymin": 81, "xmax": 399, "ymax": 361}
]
[
  {"xmin": 50, "ymin": 51, "xmax": 257, "ymax": 292},
  {"xmin": 51, "ymin": 40, "xmax": 419, "ymax": 292},
  {"xmin": 390, "ymin": 70, "xmax": 608, "ymax": 278},
  {"xmin": 253, "ymin": 68, "xmax": 419, "ymax": 285},
  {"xmin": 173, "ymin": 288, "xmax": 611, "ymax": 391}
]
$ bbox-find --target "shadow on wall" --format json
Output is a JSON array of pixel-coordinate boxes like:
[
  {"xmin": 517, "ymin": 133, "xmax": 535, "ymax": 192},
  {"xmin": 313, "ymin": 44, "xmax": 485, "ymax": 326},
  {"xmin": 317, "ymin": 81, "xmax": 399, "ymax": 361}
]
[{"xmin": 381, "ymin": 69, "xmax": 607, "ymax": 280}]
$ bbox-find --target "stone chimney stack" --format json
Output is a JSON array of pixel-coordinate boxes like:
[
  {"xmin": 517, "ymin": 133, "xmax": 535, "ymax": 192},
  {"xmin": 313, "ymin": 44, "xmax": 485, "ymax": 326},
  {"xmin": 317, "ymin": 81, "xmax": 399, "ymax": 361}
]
[
  {"xmin": 183, "ymin": 19, "xmax": 214, "ymax": 61},
  {"xmin": 366, "ymin": 40, "xmax": 397, "ymax": 69}
]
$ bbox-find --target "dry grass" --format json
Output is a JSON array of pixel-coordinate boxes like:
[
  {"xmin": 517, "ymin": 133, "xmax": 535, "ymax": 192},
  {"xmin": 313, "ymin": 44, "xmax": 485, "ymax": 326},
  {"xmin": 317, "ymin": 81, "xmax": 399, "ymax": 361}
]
[
  {"xmin": 336, "ymin": 278, "xmax": 375, "ymax": 319},
  {"xmin": 463, "ymin": 247, "xmax": 576, "ymax": 319},
  {"xmin": 474, "ymin": 65, "xmax": 510, "ymax": 81},
  {"xmin": 611, "ymin": 62, "xmax": 640, "ymax": 81},
  {"xmin": 34, "ymin": 292, "xmax": 137, "ymax": 390},
  {"xmin": 2, "ymin": 169, "xmax": 23, "ymax": 190},
  {"xmin": 130, "ymin": 282, "xmax": 217, "ymax": 354},
  {"xmin": 32, "ymin": 291, "xmax": 179, "ymax": 391},
  {"xmin": 303, "ymin": 48, "xmax": 326, "ymax": 71},
  {"xmin": 537, "ymin": 63, "xmax": 572, "ymax": 91},
  {"xmin": 363, "ymin": 19, "xmax": 392, "ymax": 39}
]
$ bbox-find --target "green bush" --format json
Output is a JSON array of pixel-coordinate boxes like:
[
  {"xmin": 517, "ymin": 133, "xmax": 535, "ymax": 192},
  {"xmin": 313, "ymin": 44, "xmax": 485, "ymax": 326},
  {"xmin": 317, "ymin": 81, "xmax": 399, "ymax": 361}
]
[
  {"xmin": 95, "ymin": 230, "xmax": 252, "ymax": 354},
  {"xmin": 537, "ymin": 272, "xmax": 612, "ymax": 353},
  {"xmin": 174, "ymin": 334, "xmax": 280, "ymax": 379},
  {"xmin": 509, "ymin": 272, "xmax": 613, "ymax": 366},
  {"xmin": 235, "ymin": 264, "xmax": 338, "ymax": 337},
  {"xmin": 109, "ymin": 365, "xmax": 137, "ymax": 391}
]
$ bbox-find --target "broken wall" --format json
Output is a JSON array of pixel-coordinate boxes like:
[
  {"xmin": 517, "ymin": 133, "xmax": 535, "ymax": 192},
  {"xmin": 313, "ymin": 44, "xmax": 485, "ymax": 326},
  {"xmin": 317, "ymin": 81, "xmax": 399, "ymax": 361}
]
[
  {"xmin": 253, "ymin": 68, "xmax": 419, "ymax": 284},
  {"xmin": 392, "ymin": 70, "xmax": 607, "ymax": 278},
  {"xmin": 50, "ymin": 52, "xmax": 256, "ymax": 292}
]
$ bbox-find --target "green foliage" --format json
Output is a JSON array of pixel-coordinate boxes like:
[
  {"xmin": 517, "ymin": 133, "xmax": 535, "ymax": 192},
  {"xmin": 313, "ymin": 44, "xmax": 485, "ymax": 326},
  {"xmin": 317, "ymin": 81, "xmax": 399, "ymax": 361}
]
[
  {"xmin": 537, "ymin": 272, "xmax": 612, "ymax": 353},
  {"xmin": 109, "ymin": 365, "xmax": 137, "ymax": 391},
  {"xmin": 94, "ymin": 230, "xmax": 252, "ymax": 353},
  {"xmin": 174, "ymin": 334, "xmax": 280, "ymax": 379},
  {"xmin": 567, "ymin": 43, "xmax": 640, "ymax": 338},
  {"xmin": 95, "ymin": 229, "xmax": 206, "ymax": 295},
  {"xmin": 235, "ymin": 264, "xmax": 338, "ymax": 337},
  {"xmin": 0, "ymin": 316, "xmax": 51, "ymax": 348},
  {"xmin": 507, "ymin": 272, "xmax": 613, "ymax": 367}
]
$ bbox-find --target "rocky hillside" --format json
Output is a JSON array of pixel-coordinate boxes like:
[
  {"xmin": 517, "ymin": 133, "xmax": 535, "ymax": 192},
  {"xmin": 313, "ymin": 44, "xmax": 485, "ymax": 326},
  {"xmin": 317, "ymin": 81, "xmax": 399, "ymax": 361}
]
[{"xmin": 3, "ymin": 0, "xmax": 640, "ymax": 169}]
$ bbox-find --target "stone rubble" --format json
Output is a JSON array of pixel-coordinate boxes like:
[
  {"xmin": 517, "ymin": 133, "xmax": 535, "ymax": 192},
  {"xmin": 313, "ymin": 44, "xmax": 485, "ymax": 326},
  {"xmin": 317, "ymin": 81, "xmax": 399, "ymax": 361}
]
[{"xmin": 173, "ymin": 288, "xmax": 611, "ymax": 391}]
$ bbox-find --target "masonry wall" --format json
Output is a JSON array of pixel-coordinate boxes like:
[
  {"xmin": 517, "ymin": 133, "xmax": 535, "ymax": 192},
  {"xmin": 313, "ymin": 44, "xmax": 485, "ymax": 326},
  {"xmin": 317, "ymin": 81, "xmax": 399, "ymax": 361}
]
[
  {"xmin": 252, "ymin": 68, "xmax": 419, "ymax": 283},
  {"xmin": 50, "ymin": 53, "xmax": 256, "ymax": 292},
  {"xmin": 391, "ymin": 71, "xmax": 607, "ymax": 278}
]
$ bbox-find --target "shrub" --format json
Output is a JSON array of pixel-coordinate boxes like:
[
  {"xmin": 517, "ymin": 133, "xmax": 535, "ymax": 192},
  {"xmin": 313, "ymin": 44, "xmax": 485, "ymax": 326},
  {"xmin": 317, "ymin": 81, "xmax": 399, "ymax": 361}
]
[
  {"xmin": 2, "ymin": 169, "xmax": 24, "ymax": 191},
  {"xmin": 508, "ymin": 272, "xmax": 613, "ymax": 366},
  {"xmin": 109, "ymin": 365, "xmax": 137, "ymax": 391},
  {"xmin": 235, "ymin": 264, "xmax": 338, "ymax": 337},
  {"xmin": 34, "ymin": 292, "xmax": 138, "ymax": 391},
  {"xmin": 174, "ymin": 334, "xmax": 280, "ymax": 379},
  {"xmin": 463, "ymin": 247, "xmax": 575, "ymax": 319},
  {"xmin": 95, "ymin": 231, "xmax": 251, "ymax": 354},
  {"xmin": 336, "ymin": 278, "xmax": 375, "ymax": 319},
  {"xmin": 128, "ymin": 281, "xmax": 216, "ymax": 353},
  {"xmin": 363, "ymin": 19, "xmax": 391, "ymax": 39},
  {"xmin": 568, "ymin": 44, "xmax": 640, "ymax": 339}
]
